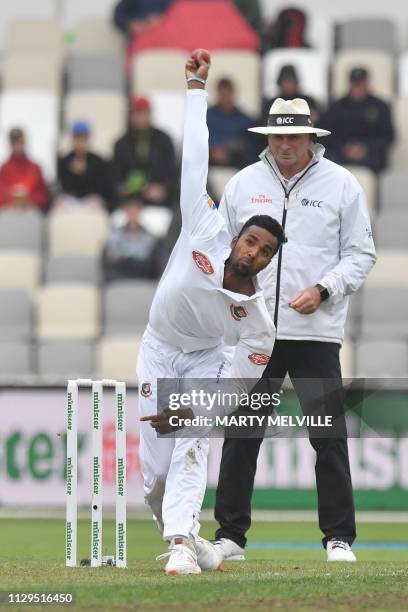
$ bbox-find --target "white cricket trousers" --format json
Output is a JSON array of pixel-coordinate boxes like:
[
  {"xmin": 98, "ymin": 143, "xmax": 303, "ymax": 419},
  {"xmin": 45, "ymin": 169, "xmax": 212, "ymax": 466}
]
[{"xmin": 137, "ymin": 325, "xmax": 232, "ymax": 541}]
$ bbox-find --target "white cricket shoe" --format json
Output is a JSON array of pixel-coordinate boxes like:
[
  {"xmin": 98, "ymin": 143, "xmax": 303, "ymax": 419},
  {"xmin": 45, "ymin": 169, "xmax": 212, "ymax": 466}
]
[
  {"xmin": 327, "ymin": 539, "xmax": 357, "ymax": 562},
  {"xmin": 156, "ymin": 537, "xmax": 201, "ymax": 575},
  {"xmin": 213, "ymin": 538, "xmax": 246, "ymax": 561},
  {"xmin": 196, "ymin": 536, "xmax": 222, "ymax": 571}
]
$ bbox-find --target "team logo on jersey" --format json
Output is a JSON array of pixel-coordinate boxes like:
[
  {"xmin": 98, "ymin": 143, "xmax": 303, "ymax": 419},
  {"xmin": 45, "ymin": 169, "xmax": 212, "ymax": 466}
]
[
  {"xmin": 248, "ymin": 353, "xmax": 270, "ymax": 365},
  {"xmin": 207, "ymin": 197, "xmax": 217, "ymax": 210},
  {"xmin": 141, "ymin": 382, "xmax": 152, "ymax": 397},
  {"xmin": 230, "ymin": 304, "xmax": 248, "ymax": 321},
  {"xmin": 192, "ymin": 251, "xmax": 214, "ymax": 275}
]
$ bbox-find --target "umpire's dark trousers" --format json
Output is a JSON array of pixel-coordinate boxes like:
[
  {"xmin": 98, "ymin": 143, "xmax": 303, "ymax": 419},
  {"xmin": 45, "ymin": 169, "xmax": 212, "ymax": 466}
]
[{"xmin": 214, "ymin": 340, "xmax": 356, "ymax": 548}]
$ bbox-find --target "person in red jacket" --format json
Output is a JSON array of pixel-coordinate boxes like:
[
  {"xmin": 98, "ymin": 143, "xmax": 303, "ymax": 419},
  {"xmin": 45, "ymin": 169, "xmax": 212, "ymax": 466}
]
[{"xmin": 0, "ymin": 128, "xmax": 49, "ymax": 209}]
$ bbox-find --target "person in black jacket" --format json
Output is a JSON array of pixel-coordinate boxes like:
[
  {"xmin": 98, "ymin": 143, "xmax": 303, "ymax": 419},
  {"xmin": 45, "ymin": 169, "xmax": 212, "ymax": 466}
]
[
  {"xmin": 56, "ymin": 121, "xmax": 115, "ymax": 210},
  {"xmin": 113, "ymin": 0, "xmax": 173, "ymax": 37},
  {"xmin": 321, "ymin": 68, "xmax": 394, "ymax": 173},
  {"xmin": 112, "ymin": 96, "xmax": 178, "ymax": 209}
]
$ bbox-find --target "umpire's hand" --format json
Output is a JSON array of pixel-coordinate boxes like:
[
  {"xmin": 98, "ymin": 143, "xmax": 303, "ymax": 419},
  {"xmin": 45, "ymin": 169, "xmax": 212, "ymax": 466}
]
[
  {"xmin": 289, "ymin": 286, "xmax": 322, "ymax": 314},
  {"xmin": 141, "ymin": 408, "xmax": 194, "ymax": 434}
]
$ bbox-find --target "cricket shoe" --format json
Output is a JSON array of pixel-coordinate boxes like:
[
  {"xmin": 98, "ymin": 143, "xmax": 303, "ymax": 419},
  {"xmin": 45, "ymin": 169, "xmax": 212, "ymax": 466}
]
[
  {"xmin": 156, "ymin": 537, "xmax": 201, "ymax": 575},
  {"xmin": 196, "ymin": 536, "xmax": 222, "ymax": 571},
  {"xmin": 327, "ymin": 539, "xmax": 356, "ymax": 562},
  {"xmin": 213, "ymin": 538, "xmax": 245, "ymax": 561}
]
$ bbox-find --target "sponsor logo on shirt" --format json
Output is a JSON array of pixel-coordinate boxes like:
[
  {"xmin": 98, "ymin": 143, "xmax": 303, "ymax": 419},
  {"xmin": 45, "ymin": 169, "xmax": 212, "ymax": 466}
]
[
  {"xmin": 207, "ymin": 197, "xmax": 217, "ymax": 210},
  {"xmin": 192, "ymin": 251, "xmax": 214, "ymax": 275},
  {"xmin": 301, "ymin": 198, "xmax": 322, "ymax": 208},
  {"xmin": 141, "ymin": 382, "xmax": 152, "ymax": 398},
  {"xmin": 250, "ymin": 194, "xmax": 273, "ymax": 204},
  {"xmin": 248, "ymin": 353, "xmax": 270, "ymax": 366},
  {"xmin": 230, "ymin": 304, "xmax": 248, "ymax": 321}
]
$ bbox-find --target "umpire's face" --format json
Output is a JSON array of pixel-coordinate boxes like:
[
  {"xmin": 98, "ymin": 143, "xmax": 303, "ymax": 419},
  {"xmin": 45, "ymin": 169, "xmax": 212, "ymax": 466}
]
[
  {"xmin": 229, "ymin": 226, "xmax": 279, "ymax": 277},
  {"xmin": 268, "ymin": 133, "xmax": 312, "ymax": 172}
]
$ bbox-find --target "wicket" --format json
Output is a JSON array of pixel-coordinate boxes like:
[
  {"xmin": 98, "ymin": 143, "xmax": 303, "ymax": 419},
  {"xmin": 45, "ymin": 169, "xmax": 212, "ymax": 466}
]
[{"xmin": 65, "ymin": 378, "xmax": 127, "ymax": 568}]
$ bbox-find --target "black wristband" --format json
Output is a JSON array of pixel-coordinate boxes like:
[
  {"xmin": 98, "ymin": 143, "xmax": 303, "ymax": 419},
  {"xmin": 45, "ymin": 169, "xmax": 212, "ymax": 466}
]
[{"xmin": 315, "ymin": 284, "xmax": 330, "ymax": 302}]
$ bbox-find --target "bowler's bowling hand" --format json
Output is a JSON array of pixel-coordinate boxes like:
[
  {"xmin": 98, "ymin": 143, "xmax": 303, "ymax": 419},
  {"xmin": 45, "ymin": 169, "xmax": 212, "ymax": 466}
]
[
  {"xmin": 289, "ymin": 287, "xmax": 321, "ymax": 314},
  {"xmin": 140, "ymin": 408, "xmax": 194, "ymax": 434}
]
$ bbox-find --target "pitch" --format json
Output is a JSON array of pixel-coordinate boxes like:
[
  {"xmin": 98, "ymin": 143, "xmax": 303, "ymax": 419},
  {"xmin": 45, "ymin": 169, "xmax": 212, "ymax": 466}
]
[{"xmin": 1, "ymin": 519, "xmax": 407, "ymax": 610}]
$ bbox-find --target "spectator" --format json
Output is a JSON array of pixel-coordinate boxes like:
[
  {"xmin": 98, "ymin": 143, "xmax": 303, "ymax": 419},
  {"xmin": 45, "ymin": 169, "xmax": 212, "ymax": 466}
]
[
  {"xmin": 56, "ymin": 121, "xmax": 115, "ymax": 211},
  {"xmin": 103, "ymin": 196, "xmax": 158, "ymax": 280},
  {"xmin": 207, "ymin": 78, "xmax": 257, "ymax": 169},
  {"xmin": 321, "ymin": 68, "xmax": 394, "ymax": 173},
  {"xmin": 0, "ymin": 128, "xmax": 49, "ymax": 209},
  {"xmin": 262, "ymin": 7, "xmax": 309, "ymax": 51},
  {"xmin": 262, "ymin": 65, "xmax": 321, "ymax": 125},
  {"xmin": 113, "ymin": 0, "xmax": 173, "ymax": 37},
  {"xmin": 113, "ymin": 96, "xmax": 177, "ymax": 208},
  {"xmin": 233, "ymin": 0, "xmax": 262, "ymax": 33}
]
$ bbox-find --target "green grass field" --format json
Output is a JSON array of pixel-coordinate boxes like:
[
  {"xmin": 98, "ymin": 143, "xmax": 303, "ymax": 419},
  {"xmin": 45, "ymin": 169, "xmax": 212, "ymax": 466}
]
[{"xmin": 0, "ymin": 518, "xmax": 407, "ymax": 611}]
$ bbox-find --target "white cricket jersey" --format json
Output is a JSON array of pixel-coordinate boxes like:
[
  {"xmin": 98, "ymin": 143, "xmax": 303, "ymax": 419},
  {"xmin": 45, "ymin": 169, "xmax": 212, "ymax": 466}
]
[{"xmin": 149, "ymin": 89, "xmax": 275, "ymax": 379}]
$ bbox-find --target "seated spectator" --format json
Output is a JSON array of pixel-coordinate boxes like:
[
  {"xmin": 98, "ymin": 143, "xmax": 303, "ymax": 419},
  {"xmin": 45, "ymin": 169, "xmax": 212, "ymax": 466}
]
[
  {"xmin": 262, "ymin": 7, "xmax": 309, "ymax": 51},
  {"xmin": 321, "ymin": 68, "xmax": 395, "ymax": 173},
  {"xmin": 103, "ymin": 196, "xmax": 158, "ymax": 280},
  {"xmin": 262, "ymin": 65, "xmax": 321, "ymax": 124},
  {"xmin": 113, "ymin": 0, "xmax": 173, "ymax": 37},
  {"xmin": 233, "ymin": 0, "xmax": 262, "ymax": 33},
  {"xmin": 207, "ymin": 78, "xmax": 257, "ymax": 169},
  {"xmin": 0, "ymin": 128, "xmax": 49, "ymax": 209},
  {"xmin": 55, "ymin": 121, "xmax": 115, "ymax": 211},
  {"xmin": 113, "ymin": 96, "xmax": 177, "ymax": 208}
]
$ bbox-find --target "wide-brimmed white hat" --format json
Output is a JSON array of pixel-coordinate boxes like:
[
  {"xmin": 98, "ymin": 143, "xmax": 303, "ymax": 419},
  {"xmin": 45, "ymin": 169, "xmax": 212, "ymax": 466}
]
[{"xmin": 249, "ymin": 98, "xmax": 330, "ymax": 137}]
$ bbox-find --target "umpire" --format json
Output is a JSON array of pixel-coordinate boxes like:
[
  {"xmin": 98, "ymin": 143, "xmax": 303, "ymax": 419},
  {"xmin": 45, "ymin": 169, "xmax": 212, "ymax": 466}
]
[{"xmin": 213, "ymin": 98, "xmax": 376, "ymax": 563}]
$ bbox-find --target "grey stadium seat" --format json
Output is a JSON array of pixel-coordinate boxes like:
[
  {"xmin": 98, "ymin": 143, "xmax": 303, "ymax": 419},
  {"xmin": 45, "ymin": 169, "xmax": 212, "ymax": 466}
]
[
  {"xmin": 0, "ymin": 341, "xmax": 32, "ymax": 377},
  {"xmin": 45, "ymin": 255, "xmax": 101, "ymax": 284},
  {"xmin": 373, "ymin": 212, "xmax": 408, "ymax": 249},
  {"xmin": 0, "ymin": 209, "xmax": 43, "ymax": 251},
  {"xmin": 379, "ymin": 171, "xmax": 408, "ymax": 213},
  {"xmin": 37, "ymin": 341, "xmax": 94, "ymax": 379},
  {"xmin": 0, "ymin": 289, "xmax": 32, "ymax": 340},
  {"xmin": 359, "ymin": 286, "xmax": 408, "ymax": 339},
  {"xmin": 103, "ymin": 280, "xmax": 157, "ymax": 335},
  {"xmin": 337, "ymin": 18, "xmax": 396, "ymax": 54},
  {"xmin": 356, "ymin": 340, "xmax": 408, "ymax": 377},
  {"xmin": 67, "ymin": 54, "xmax": 125, "ymax": 91}
]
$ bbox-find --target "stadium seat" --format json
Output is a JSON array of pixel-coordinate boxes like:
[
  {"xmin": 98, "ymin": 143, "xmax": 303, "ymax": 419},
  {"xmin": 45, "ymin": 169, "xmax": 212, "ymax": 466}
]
[
  {"xmin": 67, "ymin": 54, "xmax": 125, "ymax": 92},
  {"xmin": 373, "ymin": 212, "xmax": 408, "ymax": 249},
  {"xmin": 332, "ymin": 50, "xmax": 394, "ymax": 101},
  {"xmin": 36, "ymin": 283, "xmax": 100, "ymax": 341},
  {"xmin": 0, "ymin": 289, "xmax": 32, "ymax": 341},
  {"xmin": 48, "ymin": 209, "xmax": 109, "ymax": 257},
  {"xmin": 208, "ymin": 166, "xmax": 237, "ymax": 202},
  {"xmin": 398, "ymin": 50, "xmax": 408, "ymax": 96},
  {"xmin": 0, "ymin": 341, "xmax": 33, "ymax": 378},
  {"xmin": 207, "ymin": 51, "xmax": 261, "ymax": 116},
  {"xmin": 103, "ymin": 280, "xmax": 157, "ymax": 335},
  {"xmin": 63, "ymin": 91, "xmax": 126, "ymax": 158},
  {"xmin": 356, "ymin": 340, "xmax": 408, "ymax": 377},
  {"xmin": 343, "ymin": 166, "xmax": 377, "ymax": 218},
  {"xmin": 139, "ymin": 206, "xmax": 173, "ymax": 238},
  {"xmin": 359, "ymin": 286, "xmax": 408, "ymax": 339},
  {"xmin": 37, "ymin": 340, "xmax": 95, "ymax": 379},
  {"xmin": 7, "ymin": 18, "xmax": 64, "ymax": 63},
  {"xmin": 149, "ymin": 90, "xmax": 185, "ymax": 150},
  {"xmin": 263, "ymin": 49, "xmax": 329, "ymax": 105},
  {"xmin": 96, "ymin": 335, "xmax": 142, "ymax": 383},
  {"xmin": 379, "ymin": 170, "xmax": 408, "ymax": 213},
  {"xmin": 389, "ymin": 97, "xmax": 408, "ymax": 169},
  {"xmin": 0, "ymin": 0, "xmax": 54, "ymax": 54},
  {"xmin": 45, "ymin": 255, "xmax": 102, "ymax": 284},
  {"xmin": 337, "ymin": 18, "xmax": 396, "ymax": 54},
  {"xmin": 70, "ymin": 17, "xmax": 123, "ymax": 55},
  {"xmin": 339, "ymin": 338, "xmax": 354, "ymax": 379},
  {"xmin": 0, "ymin": 250, "xmax": 40, "ymax": 292},
  {"xmin": 0, "ymin": 90, "xmax": 59, "ymax": 182},
  {"xmin": 3, "ymin": 54, "xmax": 61, "ymax": 93},
  {"xmin": 0, "ymin": 209, "xmax": 43, "ymax": 252},
  {"xmin": 63, "ymin": 0, "xmax": 119, "ymax": 30},
  {"xmin": 131, "ymin": 50, "xmax": 187, "ymax": 96},
  {"xmin": 365, "ymin": 250, "xmax": 408, "ymax": 287}
]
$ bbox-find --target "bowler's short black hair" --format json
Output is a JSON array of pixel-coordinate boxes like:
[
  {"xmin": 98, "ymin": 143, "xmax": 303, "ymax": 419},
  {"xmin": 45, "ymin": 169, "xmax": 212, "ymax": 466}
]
[{"xmin": 238, "ymin": 215, "xmax": 287, "ymax": 248}]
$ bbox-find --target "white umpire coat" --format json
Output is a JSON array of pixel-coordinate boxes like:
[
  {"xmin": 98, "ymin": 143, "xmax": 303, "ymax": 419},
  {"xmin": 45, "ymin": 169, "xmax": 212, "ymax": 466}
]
[{"xmin": 220, "ymin": 145, "xmax": 377, "ymax": 344}]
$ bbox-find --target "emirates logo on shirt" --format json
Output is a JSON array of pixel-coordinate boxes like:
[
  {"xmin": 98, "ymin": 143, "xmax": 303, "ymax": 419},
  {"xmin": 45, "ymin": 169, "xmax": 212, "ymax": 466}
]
[
  {"xmin": 192, "ymin": 251, "xmax": 214, "ymax": 275},
  {"xmin": 230, "ymin": 304, "xmax": 248, "ymax": 321},
  {"xmin": 250, "ymin": 194, "xmax": 272, "ymax": 204},
  {"xmin": 248, "ymin": 353, "xmax": 270, "ymax": 366}
]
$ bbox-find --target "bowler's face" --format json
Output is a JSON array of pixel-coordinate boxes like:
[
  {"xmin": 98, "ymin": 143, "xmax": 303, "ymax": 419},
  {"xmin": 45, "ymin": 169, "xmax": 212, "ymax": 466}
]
[
  {"xmin": 268, "ymin": 133, "xmax": 312, "ymax": 171},
  {"xmin": 229, "ymin": 226, "xmax": 279, "ymax": 277}
]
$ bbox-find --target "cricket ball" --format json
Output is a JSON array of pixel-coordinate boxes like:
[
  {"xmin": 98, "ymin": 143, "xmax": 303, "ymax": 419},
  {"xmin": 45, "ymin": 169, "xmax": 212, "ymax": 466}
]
[{"xmin": 192, "ymin": 48, "xmax": 211, "ymax": 66}]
